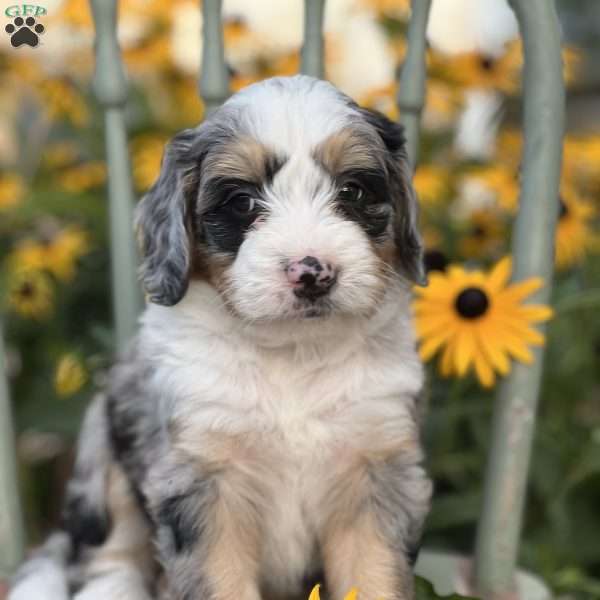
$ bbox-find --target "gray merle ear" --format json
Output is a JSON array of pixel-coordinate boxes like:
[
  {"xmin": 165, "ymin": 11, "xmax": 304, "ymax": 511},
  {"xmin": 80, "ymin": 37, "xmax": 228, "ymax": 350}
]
[
  {"xmin": 361, "ymin": 108, "xmax": 426, "ymax": 286},
  {"xmin": 135, "ymin": 128, "xmax": 204, "ymax": 306}
]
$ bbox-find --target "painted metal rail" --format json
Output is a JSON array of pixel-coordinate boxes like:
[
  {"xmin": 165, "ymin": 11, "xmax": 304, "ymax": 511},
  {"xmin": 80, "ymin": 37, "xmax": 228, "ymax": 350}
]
[
  {"xmin": 397, "ymin": 0, "xmax": 432, "ymax": 168},
  {"xmin": 89, "ymin": 0, "xmax": 142, "ymax": 350},
  {"xmin": 473, "ymin": 1, "xmax": 565, "ymax": 596},
  {"xmin": 0, "ymin": 2, "xmax": 565, "ymax": 599},
  {"xmin": 0, "ymin": 322, "xmax": 24, "ymax": 577}
]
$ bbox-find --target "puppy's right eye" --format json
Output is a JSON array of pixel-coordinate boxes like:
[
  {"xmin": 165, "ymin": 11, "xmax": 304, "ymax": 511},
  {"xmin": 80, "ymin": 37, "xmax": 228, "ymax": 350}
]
[
  {"xmin": 337, "ymin": 183, "xmax": 364, "ymax": 204},
  {"xmin": 227, "ymin": 193, "xmax": 258, "ymax": 219}
]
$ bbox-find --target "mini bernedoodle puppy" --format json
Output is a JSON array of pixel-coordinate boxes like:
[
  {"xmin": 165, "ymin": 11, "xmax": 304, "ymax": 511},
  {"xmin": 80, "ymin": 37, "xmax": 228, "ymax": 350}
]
[{"xmin": 10, "ymin": 75, "xmax": 432, "ymax": 600}]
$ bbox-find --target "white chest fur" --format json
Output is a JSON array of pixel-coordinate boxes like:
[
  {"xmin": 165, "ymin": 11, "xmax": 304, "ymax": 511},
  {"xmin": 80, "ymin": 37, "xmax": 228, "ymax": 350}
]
[{"xmin": 139, "ymin": 282, "xmax": 423, "ymax": 589}]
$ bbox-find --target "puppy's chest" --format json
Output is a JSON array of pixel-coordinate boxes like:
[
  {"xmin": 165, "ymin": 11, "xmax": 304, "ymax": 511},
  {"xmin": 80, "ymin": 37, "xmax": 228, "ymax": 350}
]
[{"xmin": 170, "ymin": 343, "xmax": 397, "ymax": 453}]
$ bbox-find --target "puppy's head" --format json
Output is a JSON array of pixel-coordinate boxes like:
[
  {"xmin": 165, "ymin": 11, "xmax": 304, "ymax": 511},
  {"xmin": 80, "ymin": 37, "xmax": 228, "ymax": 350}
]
[{"xmin": 136, "ymin": 76, "xmax": 424, "ymax": 322}]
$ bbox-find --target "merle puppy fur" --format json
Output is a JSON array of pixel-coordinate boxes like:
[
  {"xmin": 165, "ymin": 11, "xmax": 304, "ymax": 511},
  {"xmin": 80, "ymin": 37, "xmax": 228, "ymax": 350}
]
[{"xmin": 10, "ymin": 76, "xmax": 431, "ymax": 600}]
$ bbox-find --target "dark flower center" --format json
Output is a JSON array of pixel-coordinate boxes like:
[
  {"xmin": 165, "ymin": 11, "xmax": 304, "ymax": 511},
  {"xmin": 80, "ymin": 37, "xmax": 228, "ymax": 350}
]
[
  {"xmin": 424, "ymin": 249, "xmax": 449, "ymax": 273},
  {"xmin": 471, "ymin": 225, "xmax": 487, "ymax": 238},
  {"xmin": 455, "ymin": 287, "xmax": 489, "ymax": 319},
  {"xmin": 480, "ymin": 56, "xmax": 495, "ymax": 71},
  {"xmin": 559, "ymin": 197, "xmax": 568, "ymax": 219},
  {"xmin": 18, "ymin": 282, "xmax": 35, "ymax": 298}
]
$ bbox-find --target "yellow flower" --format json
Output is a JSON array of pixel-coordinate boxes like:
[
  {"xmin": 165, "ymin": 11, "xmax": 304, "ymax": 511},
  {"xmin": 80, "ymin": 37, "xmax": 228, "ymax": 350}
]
[
  {"xmin": 429, "ymin": 42, "xmax": 578, "ymax": 95},
  {"xmin": 458, "ymin": 209, "xmax": 507, "ymax": 260},
  {"xmin": 8, "ymin": 227, "xmax": 91, "ymax": 282},
  {"xmin": 57, "ymin": 161, "xmax": 106, "ymax": 193},
  {"xmin": 0, "ymin": 174, "xmax": 26, "ymax": 211},
  {"xmin": 563, "ymin": 135, "xmax": 600, "ymax": 189},
  {"xmin": 125, "ymin": 36, "xmax": 173, "ymax": 76},
  {"xmin": 132, "ymin": 134, "xmax": 169, "ymax": 191},
  {"xmin": 428, "ymin": 42, "xmax": 522, "ymax": 94},
  {"xmin": 45, "ymin": 226, "xmax": 91, "ymax": 281},
  {"xmin": 413, "ymin": 165, "xmax": 450, "ymax": 207},
  {"xmin": 413, "ymin": 257, "xmax": 553, "ymax": 387},
  {"xmin": 308, "ymin": 585, "xmax": 359, "ymax": 600},
  {"xmin": 55, "ymin": 354, "xmax": 87, "ymax": 397},
  {"xmin": 7, "ymin": 270, "xmax": 54, "ymax": 319},
  {"xmin": 555, "ymin": 189, "xmax": 599, "ymax": 270},
  {"xmin": 8, "ymin": 241, "xmax": 48, "ymax": 273},
  {"xmin": 52, "ymin": 0, "xmax": 93, "ymax": 28},
  {"xmin": 40, "ymin": 79, "xmax": 90, "ymax": 127}
]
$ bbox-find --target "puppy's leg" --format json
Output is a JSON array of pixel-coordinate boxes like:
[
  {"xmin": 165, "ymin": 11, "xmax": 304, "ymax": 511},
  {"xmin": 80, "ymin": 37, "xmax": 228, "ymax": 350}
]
[
  {"xmin": 74, "ymin": 464, "xmax": 155, "ymax": 600},
  {"xmin": 62, "ymin": 394, "xmax": 112, "ymax": 549},
  {"xmin": 321, "ymin": 448, "xmax": 431, "ymax": 600},
  {"xmin": 147, "ymin": 442, "xmax": 265, "ymax": 600}
]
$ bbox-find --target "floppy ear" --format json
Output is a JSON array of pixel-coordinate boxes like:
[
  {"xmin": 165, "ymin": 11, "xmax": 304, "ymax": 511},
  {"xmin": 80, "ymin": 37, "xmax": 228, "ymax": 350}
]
[
  {"xmin": 361, "ymin": 109, "xmax": 426, "ymax": 286},
  {"xmin": 135, "ymin": 128, "xmax": 201, "ymax": 306}
]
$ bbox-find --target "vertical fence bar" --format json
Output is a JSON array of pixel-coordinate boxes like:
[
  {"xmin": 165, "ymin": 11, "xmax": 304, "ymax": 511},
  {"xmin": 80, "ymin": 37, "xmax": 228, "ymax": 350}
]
[
  {"xmin": 474, "ymin": 1, "xmax": 565, "ymax": 597},
  {"xmin": 301, "ymin": 0, "xmax": 326, "ymax": 78},
  {"xmin": 89, "ymin": 0, "xmax": 142, "ymax": 350},
  {"xmin": 397, "ymin": 0, "xmax": 431, "ymax": 169},
  {"xmin": 200, "ymin": 0, "xmax": 230, "ymax": 116},
  {"xmin": 0, "ymin": 323, "xmax": 25, "ymax": 577}
]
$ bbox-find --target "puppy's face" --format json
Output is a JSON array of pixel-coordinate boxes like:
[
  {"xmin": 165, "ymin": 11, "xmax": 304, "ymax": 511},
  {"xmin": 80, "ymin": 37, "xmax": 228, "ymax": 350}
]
[{"xmin": 136, "ymin": 76, "xmax": 424, "ymax": 322}]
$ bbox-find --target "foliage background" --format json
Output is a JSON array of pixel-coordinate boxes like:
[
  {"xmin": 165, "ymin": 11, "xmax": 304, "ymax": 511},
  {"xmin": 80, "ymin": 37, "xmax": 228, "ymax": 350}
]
[{"xmin": 0, "ymin": 0, "xmax": 599, "ymax": 598}]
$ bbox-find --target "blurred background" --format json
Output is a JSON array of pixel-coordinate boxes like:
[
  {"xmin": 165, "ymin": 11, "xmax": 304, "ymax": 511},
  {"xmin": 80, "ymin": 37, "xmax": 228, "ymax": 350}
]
[{"xmin": 0, "ymin": 0, "xmax": 599, "ymax": 598}]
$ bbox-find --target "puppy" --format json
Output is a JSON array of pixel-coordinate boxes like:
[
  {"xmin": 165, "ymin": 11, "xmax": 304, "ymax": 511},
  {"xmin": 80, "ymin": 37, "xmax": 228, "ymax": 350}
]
[{"xmin": 10, "ymin": 75, "xmax": 432, "ymax": 600}]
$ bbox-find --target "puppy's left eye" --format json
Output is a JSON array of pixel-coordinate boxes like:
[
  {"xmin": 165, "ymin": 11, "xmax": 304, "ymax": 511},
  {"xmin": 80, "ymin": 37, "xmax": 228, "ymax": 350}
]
[
  {"xmin": 227, "ymin": 193, "xmax": 259, "ymax": 219},
  {"xmin": 337, "ymin": 183, "xmax": 364, "ymax": 204}
]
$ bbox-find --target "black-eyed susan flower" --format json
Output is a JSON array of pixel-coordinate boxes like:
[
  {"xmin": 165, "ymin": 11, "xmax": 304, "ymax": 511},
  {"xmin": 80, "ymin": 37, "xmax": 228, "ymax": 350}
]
[
  {"xmin": 54, "ymin": 354, "xmax": 87, "ymax": 397},
  {"xmin": 7, "ymin": 270, "xmax": 54, "ymax": 319},
  {"xmin": 0, "ymin": 173, "xmax": 26, "ymax": 211},
  {"xmin": 458, "ymin": 209, "xmax": 507, "ymax": 260},
  {"xmin": 424, "ymin": 248, "xmax": 449, "ymax": 274},
  {"xmin": 413, "ymin": 257, "xmax": 553, "ymax": 387},
  {"xmin": 555, "ymin": 190, "xmax": 599, "ymax": 270},
  {"xmin": 428, "ymin": 43, "xmax": 522, "ymax": 95},
  {"xmin": 45, "ymin": 226, "xmax": 91, "ymax": 281},
  {"xmin": 8, "ymin": 227, "xmax": 91, "ymax": 282}
]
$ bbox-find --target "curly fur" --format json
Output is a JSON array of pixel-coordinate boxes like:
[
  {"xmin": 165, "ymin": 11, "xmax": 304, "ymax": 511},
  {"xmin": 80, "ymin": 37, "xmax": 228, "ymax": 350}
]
[{"xmin": 10, "ymin": 75, "xmax": 431, "ymax": 600}]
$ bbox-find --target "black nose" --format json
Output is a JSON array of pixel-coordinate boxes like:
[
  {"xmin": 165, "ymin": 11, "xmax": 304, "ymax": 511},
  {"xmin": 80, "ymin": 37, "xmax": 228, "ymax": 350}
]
[{"xmin": 286, "ymin": 255, "xmax": 337, "ymax": 301}]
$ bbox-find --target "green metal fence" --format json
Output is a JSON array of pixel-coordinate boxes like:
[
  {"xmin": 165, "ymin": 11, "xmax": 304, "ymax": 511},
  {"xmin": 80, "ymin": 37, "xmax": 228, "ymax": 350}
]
[{"xmin": 0, "ymin": 0, "xmax": 565, "ymax": 597}]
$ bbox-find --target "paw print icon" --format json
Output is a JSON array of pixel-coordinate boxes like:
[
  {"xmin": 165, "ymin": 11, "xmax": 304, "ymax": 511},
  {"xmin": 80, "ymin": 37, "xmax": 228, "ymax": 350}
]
[{"xmin": 5, "ymin": 16, "xmax": 45, "ymax": 48}]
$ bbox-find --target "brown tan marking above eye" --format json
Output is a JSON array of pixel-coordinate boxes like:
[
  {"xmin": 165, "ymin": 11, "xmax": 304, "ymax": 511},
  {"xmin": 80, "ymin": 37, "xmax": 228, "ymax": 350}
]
[
  {"xmin": 203, "ymin": 136, "xmax": 285, "ymax": 187},
  {"xmin": 313, "ymin": 128, "xmax": 383, "ymax": 177}
]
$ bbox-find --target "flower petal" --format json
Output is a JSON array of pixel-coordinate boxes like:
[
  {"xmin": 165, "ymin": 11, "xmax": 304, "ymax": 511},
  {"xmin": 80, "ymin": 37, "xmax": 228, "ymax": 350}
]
[
  {"xmin": 487, "ymin": 256, "xmax": 512, "ymax": 292},
  {"xmin": 501, "ymin": 277, "xmax": 544, "ymax": 302},
  {"xmin": 308, "ymin": 585, "xmax": 321, "ymax": 600},
  {"xmin": 454, "ymin": 327, "xmax": 476, "ymax": 376},
  {"xmin": 343, "ymin": 589, "xmax": 359, "ymax": 600},
  {"xmin": 477, "ymin": 325, "xmax": 511, "ymax": 375},
  {"xmin": 419, "ymin": 328, "xmax": 453, "ymax": 361},
  {"xmin": 474, "ymin": 351, "xmax": 496, "ymax": 387}
]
